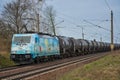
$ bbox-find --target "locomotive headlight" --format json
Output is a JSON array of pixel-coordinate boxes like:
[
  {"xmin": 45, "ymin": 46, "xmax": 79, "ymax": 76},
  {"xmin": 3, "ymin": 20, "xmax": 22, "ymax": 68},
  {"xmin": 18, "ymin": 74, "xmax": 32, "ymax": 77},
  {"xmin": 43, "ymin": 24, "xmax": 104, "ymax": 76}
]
[
  {"xmin": 25, "ymin": 55, "xmax": 30, "ymax": 58},
  {"xmin": 11, "ymin": 51, "xmax": 16, "ymax": 54},
  {"xmin": 26, "ymin": 50, "xmax": 30, "ymax": 53},
  {"xmin": 11, "ymin": 54, "xmax": 15, "ymax": 58}
]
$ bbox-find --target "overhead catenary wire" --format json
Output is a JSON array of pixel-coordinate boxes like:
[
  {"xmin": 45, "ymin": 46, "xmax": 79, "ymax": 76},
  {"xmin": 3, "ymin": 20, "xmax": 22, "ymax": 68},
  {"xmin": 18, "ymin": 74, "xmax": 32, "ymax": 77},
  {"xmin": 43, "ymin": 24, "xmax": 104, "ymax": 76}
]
[
  {"xmin": 104, "ymin": 0, "xmax": 120, "ymax": 43},
  {"xmin": 83, "ymin": 20, "xmax": 110, "ymax": 32},
  {"xmin": 44, "ymin": 1, "xmax": 110, "ymax": 30},
  {"xmin": 105, "ymin": 0, "xmax": 112, "ymax": 10},
  {"xmin": 56, "ymin": 16, "xmax": 112, "ymax": 41},
  {"xmin": 43, "ymin": 0, "xmax": 114, "ymax": 42}
]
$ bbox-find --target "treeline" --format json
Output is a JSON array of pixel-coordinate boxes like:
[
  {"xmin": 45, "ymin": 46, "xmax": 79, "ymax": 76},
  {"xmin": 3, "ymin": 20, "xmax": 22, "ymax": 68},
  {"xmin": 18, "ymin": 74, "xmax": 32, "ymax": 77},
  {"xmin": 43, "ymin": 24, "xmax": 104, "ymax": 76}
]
[
  {"xmin": 0, "ymin": 0, "xmax": 56, "ymax": 52},
  {"xmin": 0, "ymin": 0, "xmax": 56, "ymax": 39}
]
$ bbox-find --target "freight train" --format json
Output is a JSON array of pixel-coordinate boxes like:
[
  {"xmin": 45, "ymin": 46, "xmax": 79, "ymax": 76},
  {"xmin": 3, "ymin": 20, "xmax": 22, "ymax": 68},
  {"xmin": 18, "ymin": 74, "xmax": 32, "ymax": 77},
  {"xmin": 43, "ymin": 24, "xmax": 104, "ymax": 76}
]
[{"xmin": 10, "ymin": 32, "xmax": 120, "ymax": 64}]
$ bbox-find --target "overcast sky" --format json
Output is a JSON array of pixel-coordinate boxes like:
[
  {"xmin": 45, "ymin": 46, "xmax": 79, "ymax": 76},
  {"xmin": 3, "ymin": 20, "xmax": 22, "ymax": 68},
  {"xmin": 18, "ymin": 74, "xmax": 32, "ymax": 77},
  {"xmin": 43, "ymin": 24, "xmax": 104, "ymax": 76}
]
[
  {"xmin": 45, "ymin": 0, "xmax": 120, "ymax": 43},
  {"xmin": 0, "ymin": 0, "xmax": 120, "ymax": 43}
]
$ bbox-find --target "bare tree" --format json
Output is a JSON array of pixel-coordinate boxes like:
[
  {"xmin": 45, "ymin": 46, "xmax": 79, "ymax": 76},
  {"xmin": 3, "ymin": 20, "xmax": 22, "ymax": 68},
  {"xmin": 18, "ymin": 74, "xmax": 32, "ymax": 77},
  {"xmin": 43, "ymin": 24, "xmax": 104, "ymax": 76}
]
[
  {"xmin": 0, "ymin": 0, "xmax": 44, "ymax": 52},
  {"xmin": 1, "ymin": 0, "xmax": 45, "ymax": 34},
  {"xmin": 1, "ymin": 0, "xmax": 32, "ymax": 33},
  {"xmin": 43, "ymin": 6, "xmax": 56, "ymax": 35},
  {"xmin": 23, "ymin": 0, "xmax": 43, "ymax": 32},
  {"xmin": 0, "ymin": 20, "xmax": 14, "ymax": 39}
]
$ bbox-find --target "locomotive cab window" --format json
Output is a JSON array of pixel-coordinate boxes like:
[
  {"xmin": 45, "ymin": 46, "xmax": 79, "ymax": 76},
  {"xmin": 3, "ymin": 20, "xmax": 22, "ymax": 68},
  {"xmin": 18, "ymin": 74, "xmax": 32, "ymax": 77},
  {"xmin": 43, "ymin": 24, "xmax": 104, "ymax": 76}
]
[{"xmin": 13, "ymin": 36, "xmax": 31, "ymax": 43}]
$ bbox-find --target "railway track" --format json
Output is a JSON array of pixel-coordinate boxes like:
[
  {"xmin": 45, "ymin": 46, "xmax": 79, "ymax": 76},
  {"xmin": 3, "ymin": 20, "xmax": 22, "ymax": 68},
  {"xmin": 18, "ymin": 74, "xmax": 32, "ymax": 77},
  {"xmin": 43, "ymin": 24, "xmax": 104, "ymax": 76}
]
[
  {"xmin": 0, "ymin": 52, "xmax": 109, "ymax": 80},
  {"xmin": 0, "ymin": 64, "xmax": 29, "ymax": 72}
]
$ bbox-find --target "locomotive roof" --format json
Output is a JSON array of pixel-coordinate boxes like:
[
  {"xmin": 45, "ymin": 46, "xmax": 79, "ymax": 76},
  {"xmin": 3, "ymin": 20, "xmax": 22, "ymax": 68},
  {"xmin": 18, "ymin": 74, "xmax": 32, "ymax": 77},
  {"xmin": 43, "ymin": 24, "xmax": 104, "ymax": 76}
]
[{"xmin": 24, "ymin": 31, "xmax": 54, "ymax": 36}]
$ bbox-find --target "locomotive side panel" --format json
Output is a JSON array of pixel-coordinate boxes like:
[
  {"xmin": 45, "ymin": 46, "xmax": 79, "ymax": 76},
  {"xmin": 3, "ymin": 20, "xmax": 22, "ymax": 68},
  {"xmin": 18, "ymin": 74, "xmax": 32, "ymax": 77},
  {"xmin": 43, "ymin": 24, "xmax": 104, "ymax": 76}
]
[{"xmin": 34, "ymin": 34, "xmax": 60, "ymax": 58}]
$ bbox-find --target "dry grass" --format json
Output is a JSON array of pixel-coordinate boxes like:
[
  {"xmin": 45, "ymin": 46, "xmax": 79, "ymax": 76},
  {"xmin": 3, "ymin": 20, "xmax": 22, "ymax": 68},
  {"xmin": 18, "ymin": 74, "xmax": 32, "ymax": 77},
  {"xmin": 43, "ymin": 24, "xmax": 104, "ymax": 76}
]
[
  {"xmin": 0, "ymin": 53, "xmax": 15, "ymax": 68},
  {"xmin": 59, "ymin": 51, "xmax": 120, "ymax": 80},
  {"xmin": 0, "ymin": 36, "xmax": 15, "ymax": 68},
  {"xmin": 0, "ymin": 36, "xmax": 11, "ymax": 54}
]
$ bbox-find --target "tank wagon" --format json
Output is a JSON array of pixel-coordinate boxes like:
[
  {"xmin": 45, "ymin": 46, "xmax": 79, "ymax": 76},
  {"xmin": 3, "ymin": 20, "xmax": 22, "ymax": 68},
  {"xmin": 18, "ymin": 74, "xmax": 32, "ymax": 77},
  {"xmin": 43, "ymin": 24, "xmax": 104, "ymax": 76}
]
[{"xmin": 10, "ymin": 32, "xmax": 120, "ymax": 64}]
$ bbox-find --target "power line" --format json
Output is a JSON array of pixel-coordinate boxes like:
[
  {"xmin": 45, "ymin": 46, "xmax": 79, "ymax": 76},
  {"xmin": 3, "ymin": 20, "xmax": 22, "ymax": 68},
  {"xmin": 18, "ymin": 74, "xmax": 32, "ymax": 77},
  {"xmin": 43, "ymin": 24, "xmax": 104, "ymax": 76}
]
[
  {"xmin": 105, "ymin": 0, "xmax": 111, "ymax": 10},
  {"xmin": 83, "ymin": 20, "xmax": 110, "ymax": 32},
  {"xmin": 56, "ymin": 16, "xmax": 79, "ymax": 26},
  {"xmin": 44, "ymin": 1, "xmax": 110, "ymax": 28},
  {"xmin": 57, "ymin": 16, "xmax": 111, "ymax": 40},
  {"xmin": 43, "ymin": 1, "xmax": 113, "ymax": 42}
]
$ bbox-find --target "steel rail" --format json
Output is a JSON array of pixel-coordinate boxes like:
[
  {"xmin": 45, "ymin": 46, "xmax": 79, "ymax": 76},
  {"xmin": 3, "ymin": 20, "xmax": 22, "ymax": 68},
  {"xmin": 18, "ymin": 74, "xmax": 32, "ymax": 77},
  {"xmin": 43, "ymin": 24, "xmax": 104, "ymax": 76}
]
[{"xmin": 1, "ymin": 52, "xmax": 108, "ymax": 80}]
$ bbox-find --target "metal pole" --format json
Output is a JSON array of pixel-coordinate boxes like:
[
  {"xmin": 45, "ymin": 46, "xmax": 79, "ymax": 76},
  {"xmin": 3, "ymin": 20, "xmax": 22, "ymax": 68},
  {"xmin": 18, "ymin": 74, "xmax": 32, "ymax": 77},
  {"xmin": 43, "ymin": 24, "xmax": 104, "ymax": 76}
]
[
  {"xmin": 37, "ymin": 14, "xmax": 40, "ymax": 32},
  {"xmin": 111, "ymin": 10, "xmax": 114, "ymax": 51},
  {"xmin": 76, "ymin": 25, "xmax": 85, "ymax": 39},
  {"xmin": 100, "ymin": 37, "xmax": 102, "ymax": 42},
  {"xmin": 82, "ymin": 27, "xmax": 84, "ymax": 39}
]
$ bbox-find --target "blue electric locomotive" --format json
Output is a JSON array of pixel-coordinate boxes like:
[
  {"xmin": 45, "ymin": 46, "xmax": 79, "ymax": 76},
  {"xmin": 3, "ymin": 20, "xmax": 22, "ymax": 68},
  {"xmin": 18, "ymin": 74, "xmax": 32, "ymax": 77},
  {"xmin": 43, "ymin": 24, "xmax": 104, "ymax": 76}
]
[{"xmin": 10, "ymin": 33, "xmax": 60, "ymax": 64}]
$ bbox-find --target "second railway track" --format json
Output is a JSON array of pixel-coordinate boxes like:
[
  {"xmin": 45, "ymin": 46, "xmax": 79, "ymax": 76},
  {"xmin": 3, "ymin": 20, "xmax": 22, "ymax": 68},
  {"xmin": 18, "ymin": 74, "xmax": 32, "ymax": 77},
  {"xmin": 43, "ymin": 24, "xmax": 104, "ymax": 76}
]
[{"xmin": 0, "ymin": 52, "xmax": 109, "ymax": 80}]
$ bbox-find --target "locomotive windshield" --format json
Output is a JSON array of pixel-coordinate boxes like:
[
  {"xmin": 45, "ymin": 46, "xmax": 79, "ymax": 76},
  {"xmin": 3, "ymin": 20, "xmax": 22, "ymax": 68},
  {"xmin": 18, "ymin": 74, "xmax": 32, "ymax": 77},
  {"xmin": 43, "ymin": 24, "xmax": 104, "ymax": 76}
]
[{"xmin": 13, "ymin": 36, "xmax": 31, "ymax": 43}]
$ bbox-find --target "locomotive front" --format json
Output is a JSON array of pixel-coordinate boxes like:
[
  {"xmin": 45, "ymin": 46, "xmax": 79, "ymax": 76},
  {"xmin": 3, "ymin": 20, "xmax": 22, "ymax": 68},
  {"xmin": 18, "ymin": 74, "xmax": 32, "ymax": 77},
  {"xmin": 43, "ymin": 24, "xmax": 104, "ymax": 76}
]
[{"xmin": 10, "ymin": 34, "xmax": 35, "ymax": 64}]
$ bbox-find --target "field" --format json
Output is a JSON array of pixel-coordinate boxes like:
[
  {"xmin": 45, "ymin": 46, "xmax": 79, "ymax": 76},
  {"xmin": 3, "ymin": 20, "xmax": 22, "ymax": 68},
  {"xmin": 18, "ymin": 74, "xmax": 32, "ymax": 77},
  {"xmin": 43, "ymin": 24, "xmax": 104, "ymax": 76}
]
[{"xmin": 59, "ymin": 51, "xmax": 120, "ymax": 80}]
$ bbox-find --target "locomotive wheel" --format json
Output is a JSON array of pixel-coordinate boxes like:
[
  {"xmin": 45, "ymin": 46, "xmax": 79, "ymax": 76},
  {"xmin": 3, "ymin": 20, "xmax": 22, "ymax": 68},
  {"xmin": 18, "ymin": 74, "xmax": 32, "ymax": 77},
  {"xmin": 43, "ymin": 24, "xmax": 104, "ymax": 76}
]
[{"xmin": 34, "ymin": 57, "xmax": 40, "ymax": 63}]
